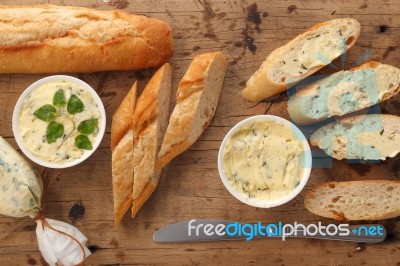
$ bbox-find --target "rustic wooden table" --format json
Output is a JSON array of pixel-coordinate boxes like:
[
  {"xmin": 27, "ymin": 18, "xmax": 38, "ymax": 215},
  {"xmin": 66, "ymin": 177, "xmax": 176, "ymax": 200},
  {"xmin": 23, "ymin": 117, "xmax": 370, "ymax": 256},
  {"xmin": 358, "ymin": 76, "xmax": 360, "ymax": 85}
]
[{"xmin": 1, "ymin": 0, "xmax": 400, "ymax": 265}]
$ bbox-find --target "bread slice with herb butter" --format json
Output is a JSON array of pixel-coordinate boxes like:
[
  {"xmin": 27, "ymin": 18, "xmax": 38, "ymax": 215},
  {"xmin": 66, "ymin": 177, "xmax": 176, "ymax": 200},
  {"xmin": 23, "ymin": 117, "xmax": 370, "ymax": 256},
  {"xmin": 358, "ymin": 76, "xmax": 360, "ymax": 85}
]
[
  {"xmin": 288, "ymin": 62, "xmax": 400, "ymax": 125},
  {"xmin": 131, "ymin": 63, "xmax": 172, "ymax": 217},
  {"xmin": 156, "ymin": 52, "xmax": 228, "ymax": 170},
  {"xmin": 111, "ymin": 82, "xmax": 137, "ymax": 225},
  {"xmin": 0, "ymin": 136, "xmax": 43, "ymax": 218},
  {"xmin": 242, "ymin": 18, "xmax": 360, "ymax": 101},
  {"xmin": 310, "ymin": 114, "xmax": 400, "ymax": 160},
  {"xmin": 305, "ymin": 180, "xmax": 400, "ymax": 220}
]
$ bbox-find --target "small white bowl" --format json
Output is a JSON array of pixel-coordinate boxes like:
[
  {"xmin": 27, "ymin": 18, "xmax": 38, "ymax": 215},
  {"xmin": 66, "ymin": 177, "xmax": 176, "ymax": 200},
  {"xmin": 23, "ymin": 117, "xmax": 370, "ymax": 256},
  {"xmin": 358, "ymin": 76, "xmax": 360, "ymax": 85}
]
[
  {"xmin": 12, "ymin": 75, "xmax": 106, "ymax": 169},
  {"xmin": 218, "ymin": 115, "xmax": 312, "ymax": 208}
]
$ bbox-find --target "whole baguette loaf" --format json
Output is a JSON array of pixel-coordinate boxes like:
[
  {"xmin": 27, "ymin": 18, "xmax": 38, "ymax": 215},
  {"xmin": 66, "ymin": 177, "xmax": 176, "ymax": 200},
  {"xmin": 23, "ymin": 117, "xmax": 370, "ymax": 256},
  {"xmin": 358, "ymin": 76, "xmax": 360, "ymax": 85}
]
[
  {"xmin": 0, "ymin": 5, "xmax": 173, "ymax": 73},
  {"xmin": 111, "ymin": 82, "xmax": 137, "ymax": 225},
  {"xmin": 132, "ymin": 63, "xmax": 172, "ymax": 217},
  {"xmin": 288, "ymin": 62, "xmax": 400, "ymax": 125},
  {"xmin": 310, "ymin": 114, "xmax": 400, "ymax": 160},
  {"xmin": 242, "ymin": 18, "xmax": 360, "ymax": 101},
  {"xmin": 305, "ymin": 180, "xmax": 400, "ymax": 220},
  {"xmin": 156, "ymin": 52, "xmax": 228, "ymax": 170}
]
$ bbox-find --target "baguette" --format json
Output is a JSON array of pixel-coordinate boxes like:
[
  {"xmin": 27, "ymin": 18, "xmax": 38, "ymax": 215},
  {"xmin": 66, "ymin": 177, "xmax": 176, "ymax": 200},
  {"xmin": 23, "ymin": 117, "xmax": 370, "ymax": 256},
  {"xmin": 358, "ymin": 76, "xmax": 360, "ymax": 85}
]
[
  {"xmin": 132, "ymin": 63, "xmax": 172, "ymax": 217},
  {"xmin": 111, "ymin": 82, "xmax": 137, "ymax": 225},
  {"xmin": 156, "ymin": 52, "xmax": 228, "ymax": 170},
  {"xmin": 242, "ymin": 18, "xmax": 360, "ymax": 101},
  {"xmin": 310, "ymin": 114, "xmax": 400, "ymax": 160},
  {"xmin": 288, "ymin": 62, "xmax": 400, "ymax": 125},
  {"xmin": 305, "ymin": 180, "xmax": 400, "ymax": 220},
  {"xmin": 0, "ymin": 5, "xmax": 173, "ymax": 73}
]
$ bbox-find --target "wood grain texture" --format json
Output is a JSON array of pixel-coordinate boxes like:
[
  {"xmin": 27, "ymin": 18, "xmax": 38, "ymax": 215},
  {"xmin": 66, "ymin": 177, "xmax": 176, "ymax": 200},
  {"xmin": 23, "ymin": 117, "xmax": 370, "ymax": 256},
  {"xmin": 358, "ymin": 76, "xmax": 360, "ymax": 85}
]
[{"xmin": 0, "ymin": 0, "xmax": 400, "ymax": 265}]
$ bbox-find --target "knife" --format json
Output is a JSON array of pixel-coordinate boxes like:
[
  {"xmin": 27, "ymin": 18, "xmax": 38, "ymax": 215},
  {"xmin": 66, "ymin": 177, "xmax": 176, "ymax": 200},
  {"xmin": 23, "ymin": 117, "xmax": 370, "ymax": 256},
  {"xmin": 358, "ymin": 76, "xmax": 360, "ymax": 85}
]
[{"xmin": 153, "ymin": 219, "xmax": 386, "ymax": 243}]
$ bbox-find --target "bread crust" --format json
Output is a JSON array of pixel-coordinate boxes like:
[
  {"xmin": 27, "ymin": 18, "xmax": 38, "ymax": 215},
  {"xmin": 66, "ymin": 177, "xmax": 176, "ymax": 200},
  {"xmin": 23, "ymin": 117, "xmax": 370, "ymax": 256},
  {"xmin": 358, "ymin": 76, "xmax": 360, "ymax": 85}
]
[
  {"xmin": 111, "ymin": 82, "xmax": 138, "ymax": 150},
  {"xmin": 111, "ymin": 83, "xmax": 138, "ymax": 225},
  {"xmin": 131, "ymin": 172, "xmax": 159, "ymax": 218},
  {"xmin": 0, "ymin": 5, "xmax": 173, "ymax": 73},
  {"xmin": 242, "ymin": 18, "xmax": 360, "ymax": 101},
  {"xmin": 288, "ymin": 61, "xmax": 400, "ymax": 125},
  {"xmin": 132, "ymin": 63, "xmax": 172, "ymax": 217},
  {"xmin": 305, "ymin": 180, "xmax": 400, "ymax": 220},
  {"xmin": 310, "ymin": 114, "xmax": 400, "ymax": 160},
  {"xmin": 156, "ymin": 52, "xmax": 228, "ymax": 170}
]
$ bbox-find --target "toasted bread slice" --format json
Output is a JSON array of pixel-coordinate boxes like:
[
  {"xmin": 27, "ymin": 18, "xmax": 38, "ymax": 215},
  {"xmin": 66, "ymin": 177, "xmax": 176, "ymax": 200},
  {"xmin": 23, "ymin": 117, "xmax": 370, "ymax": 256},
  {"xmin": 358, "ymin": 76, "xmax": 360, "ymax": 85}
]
[
  {"xmin": 305, "ymin": 180, "xmax": 400, "ymax": 220},
  {"xmin": 156, "ymin": 52, "xmax": 228, "ymax": 170},
  {"xmin": 131, "ymin": 63, "xmax": 172, "ymax": 217},
  {"xmin": 111, "ymin": 82, "xmax": 137, "ymax": 225},
  {"xmin": 288, "ymin": 62, "xmax": 400, "ymax": 125},
  {"xmin": 242, "ymin": 18, "xmax": 360, "ymax": 101},
  {"xmin": 310, "ymin": 114, "xmax": 400, "ymax": 160}
]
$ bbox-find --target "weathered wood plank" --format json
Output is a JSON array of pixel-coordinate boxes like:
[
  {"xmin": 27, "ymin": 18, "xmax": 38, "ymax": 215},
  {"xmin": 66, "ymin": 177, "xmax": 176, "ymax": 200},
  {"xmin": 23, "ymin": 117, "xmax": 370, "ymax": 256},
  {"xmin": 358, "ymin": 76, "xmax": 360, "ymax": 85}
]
[{"xmin": 0, "ymin": 0, "xmax": 400, "ymax": 265}]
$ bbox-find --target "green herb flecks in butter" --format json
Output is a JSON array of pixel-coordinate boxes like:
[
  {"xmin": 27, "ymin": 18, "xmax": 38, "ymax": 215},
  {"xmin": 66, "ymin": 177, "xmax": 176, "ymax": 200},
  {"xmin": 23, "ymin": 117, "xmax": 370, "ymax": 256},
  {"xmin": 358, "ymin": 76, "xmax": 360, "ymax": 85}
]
[{"xmin": 222, "ymin": 119, "xmax": 305, "ymax": 200}]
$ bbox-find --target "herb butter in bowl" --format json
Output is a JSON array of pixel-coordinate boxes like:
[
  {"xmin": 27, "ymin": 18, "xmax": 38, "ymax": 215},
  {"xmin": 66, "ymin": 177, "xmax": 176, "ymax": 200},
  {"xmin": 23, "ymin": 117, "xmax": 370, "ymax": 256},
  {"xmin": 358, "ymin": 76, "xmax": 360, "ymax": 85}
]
[
  {"xmin": 13, "ymin": 75, "xmax": 106, "ymax": 169},
  {"xmin": 218, "ymin": 115, "xmax": 312, "ymax": 208}
]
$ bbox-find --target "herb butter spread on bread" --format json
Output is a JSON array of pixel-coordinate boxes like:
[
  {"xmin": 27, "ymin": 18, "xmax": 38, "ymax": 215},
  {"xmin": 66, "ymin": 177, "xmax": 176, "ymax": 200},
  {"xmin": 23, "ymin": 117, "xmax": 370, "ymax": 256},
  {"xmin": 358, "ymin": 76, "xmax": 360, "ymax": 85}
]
[
  {"xmin": 288, "ymin": 62, "xmax": 400, "ymax": 125},
  {"xmin": 310, "ymin": 114, "xmax": 400, "ymax": 160},
  {"xmin": 0, "ymin": 136, "xmax": 43, "ymax": 218},
  {"xmin": 305, "ymin": 180, "xmax": 400, "ymax": 221},
  {"xmin": 242, "ymin": 18, "xmax": 360, "ymax": 101}
]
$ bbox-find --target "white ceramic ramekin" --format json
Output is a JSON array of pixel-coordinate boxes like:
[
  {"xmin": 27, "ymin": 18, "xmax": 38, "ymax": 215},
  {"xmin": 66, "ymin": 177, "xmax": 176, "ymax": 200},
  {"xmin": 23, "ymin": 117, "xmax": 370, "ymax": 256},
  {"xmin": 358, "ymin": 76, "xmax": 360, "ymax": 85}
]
[
  {"xmin": 218, "ymin": 115, "xmax": 312, "ymax": 208},
  {"xmin": 12, "ymin": 75, "xmax": 106, "ymax": 169}
]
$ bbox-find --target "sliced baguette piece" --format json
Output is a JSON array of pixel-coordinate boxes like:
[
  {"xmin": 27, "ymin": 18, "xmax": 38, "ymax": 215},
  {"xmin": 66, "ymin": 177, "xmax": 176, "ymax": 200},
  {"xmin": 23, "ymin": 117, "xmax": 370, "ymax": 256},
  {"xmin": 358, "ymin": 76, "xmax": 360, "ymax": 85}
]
[
  {"xmin": 155, "ymin": 52, "xmax": 228, "ymax": 170},
  {"xmin": 288, "ymin": 62, "xmax": 400, "ymax": 125},
  {"xmin": 131, "ymin": 63, "xmax": 172, "ymax": 217},
  {"xmin": 242, "ymin": 18, "xmax": 360, "ymax": 101},
  {"xmin": 111, "ymin": 83, "xmax": 138, "ymax": 150},
  {"xmin": 111, "ymin": 82, "xmax": 137, "ymax": 225},
  {"xmin": 310, "ymin": 114, "xmax": 400, "ymax": 160},
  {"xmin": 305, "ymin": 180, "xmax": 400, "ymax": 220}
]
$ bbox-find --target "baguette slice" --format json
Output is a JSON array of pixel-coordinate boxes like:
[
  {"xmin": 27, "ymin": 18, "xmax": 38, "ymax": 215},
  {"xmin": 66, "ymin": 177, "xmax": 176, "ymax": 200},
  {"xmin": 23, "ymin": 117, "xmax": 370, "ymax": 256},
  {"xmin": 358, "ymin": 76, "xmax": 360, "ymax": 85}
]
[
  {"xmin": 0, "ymin": 5, "xmax": 173, "ymax": 73},
  {"xmin": 310, "ymin": 114, "xmax": 400, "ymax": 160},
  {"xmin": 111, "ymin": 82, "xmax": 137, "ymax": 225},
  {"xmin": 288, "ymin": 62, "xmax": 400, "ymax": 125},
  {"xmin": 156, "ymin": 52, "xmax": 228, "ymax": 170},
  {"xmin": 305, "ymin": 180, "xmax": 400, "ymax": 220},
  {"xmin": 132, "ymin": 63, "xmax": 172, "ymax": 217},
  {"xmin": 242, "ymin": 18, "xmax": 360, "ymax": 101}
]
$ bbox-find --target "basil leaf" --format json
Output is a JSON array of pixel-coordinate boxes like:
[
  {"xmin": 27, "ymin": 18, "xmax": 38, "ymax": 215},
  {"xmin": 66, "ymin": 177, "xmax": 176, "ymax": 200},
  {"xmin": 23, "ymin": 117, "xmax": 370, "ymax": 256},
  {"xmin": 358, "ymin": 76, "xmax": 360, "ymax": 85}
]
[
  {"xmin": 67, "ymin": 95, "xmax": 84, "ymax": 114},
  {"xmin": 75, "ymin": 134, "xmax": 93, "ymax": 150},
  {"xmin": 33, "ymin": 104, "xmax": 57, "ymax": 122},
  {"xmin": 53, "ymin": 89, "xmax": 66, "ymax": 106},
  {"xmin": 78, "ymin": 118, "xmax": 98, "ymax": 135},
  {"xmin": 46, "ymin": 121, "xmax": 64, "ymax": 144}
]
